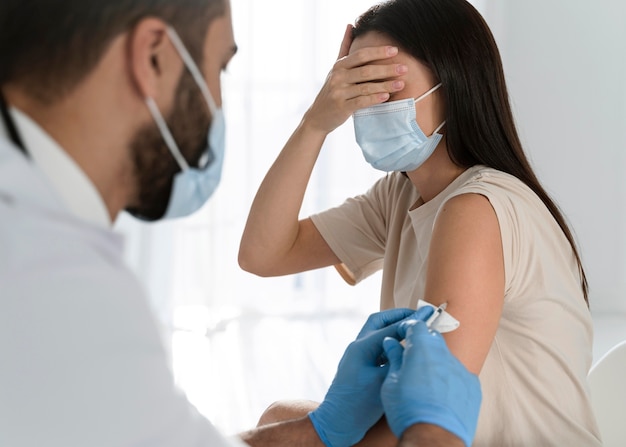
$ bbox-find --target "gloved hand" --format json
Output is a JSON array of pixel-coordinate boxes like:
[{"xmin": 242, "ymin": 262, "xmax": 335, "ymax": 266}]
[
  {"xmin": 308, "ymin": 306, "xmax": 434, "ymax": 447},
  {"xmin": 381, "ymin": 320, "xmax": 482, "ymax": 447}
]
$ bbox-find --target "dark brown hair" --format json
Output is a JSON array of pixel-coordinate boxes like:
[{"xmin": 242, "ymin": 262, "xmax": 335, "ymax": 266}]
[
  {"xmin": 353, "ymin": 0, "xmax": 589, "ymax": 304},
  {"xmin": 0, "ymin": 0, "xmax": 225, "ymax": 104}
]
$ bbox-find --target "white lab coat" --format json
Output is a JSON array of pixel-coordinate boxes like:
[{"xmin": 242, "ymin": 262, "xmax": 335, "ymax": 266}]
[{"xmin": 0, "ymin": 135, "xmax": 247, "ymax": 446}]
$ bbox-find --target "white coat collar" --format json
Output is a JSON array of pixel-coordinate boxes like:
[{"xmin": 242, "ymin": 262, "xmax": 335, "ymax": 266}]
[{"xmin": 3, "ymin": 107, "xmax": 111, "ymax": 227}]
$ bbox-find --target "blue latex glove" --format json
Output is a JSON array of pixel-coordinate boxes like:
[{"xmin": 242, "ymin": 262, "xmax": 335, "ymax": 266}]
[
  {"xmin": 309, "ymin": 307, "xmax": 434, "ymax": 447},
  {"xmin": 381, "ymin": 320, "xmax": 482, "ymax": 447}
]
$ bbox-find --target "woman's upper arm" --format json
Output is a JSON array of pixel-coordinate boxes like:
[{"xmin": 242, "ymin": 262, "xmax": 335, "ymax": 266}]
[
  {"xmin": 288, "ymin": 217, "xmax": 342, "ymax": 273},
  {"xmin": 424, "ymin": 193, "xmax": 505, "ymax": 375}
]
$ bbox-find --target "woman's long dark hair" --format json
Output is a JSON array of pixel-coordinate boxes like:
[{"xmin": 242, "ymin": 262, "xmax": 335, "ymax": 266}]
[{"xmin": 353, "ymin": 0, "xmax": 589, "ymax": 304}]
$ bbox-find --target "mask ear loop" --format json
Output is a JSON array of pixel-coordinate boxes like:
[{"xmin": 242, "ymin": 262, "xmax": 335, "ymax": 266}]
[
  {"xmin": 413, "ymin": 83, "xmax": 446, "ymax": 136},
  {"xmin": 433, "ymin": 120, "xmax": 446, "ymax": 135},
  {"xmin": 414, "ymin": 83, "xmax": 443, "ymax": 104},
  {"xmin": 166, "ymin": 27, "xmax": 218, "ymax": 116},
  {"xmin": 145, "ymin": 97, "xmax": 190, "ymax": 171},
  {"xmin": 143, "ymin": 27, "xmax": 219, "ymax": 173}
]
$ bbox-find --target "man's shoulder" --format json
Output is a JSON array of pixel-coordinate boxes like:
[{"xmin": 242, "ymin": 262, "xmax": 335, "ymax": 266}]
[
  {"xmin": 0, "ymin": 201, "xmax": 153, "ymax": 342},
  {"xmin": 0, "ymin": 198, "xmax": 141, "ymax": 318}
]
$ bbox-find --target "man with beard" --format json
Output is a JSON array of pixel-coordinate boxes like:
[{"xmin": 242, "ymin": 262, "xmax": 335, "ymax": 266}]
[{"xmin": 0, "ymin": 0, "xmax": 481, "ymax": 446}]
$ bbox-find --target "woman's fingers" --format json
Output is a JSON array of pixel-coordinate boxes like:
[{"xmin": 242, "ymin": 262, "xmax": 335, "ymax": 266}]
[
  {"xmin": 303, "ymin": 43, "xmax": 407, "ymax": 133},
  {"xmin": 344, "ymin": 62, "xmax": 408, "ymax": 86},
  {"xmin": 346, "ymin": 75, "xmax": 406, "ymax": 99},
  {"xmin": 343, "ymin": 91, "xmax": 389, "ymax": 111},
  {"xmin": 338, "ymin": 45, "xmax": 399, "ymax": 70},
  {"xmin": 333, "ymin": 45, "xmax": 407, "ymax": 95}
]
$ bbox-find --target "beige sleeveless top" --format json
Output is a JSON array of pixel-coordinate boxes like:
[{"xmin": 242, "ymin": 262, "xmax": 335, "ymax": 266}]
[{"xmin": 311, "ymin": 165, "xmax": 601, "ymax": 446}]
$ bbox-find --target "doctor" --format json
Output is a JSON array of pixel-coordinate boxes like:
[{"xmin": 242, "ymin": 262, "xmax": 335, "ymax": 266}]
[{"xmin": 0, "ymin": 0, "xmax": 480, "ymax": 446}]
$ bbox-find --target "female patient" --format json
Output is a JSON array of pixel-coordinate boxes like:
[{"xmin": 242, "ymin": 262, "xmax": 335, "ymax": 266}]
[{"xmin": 238, "ymin": 0, "xmax": 601, "ymax": 445}]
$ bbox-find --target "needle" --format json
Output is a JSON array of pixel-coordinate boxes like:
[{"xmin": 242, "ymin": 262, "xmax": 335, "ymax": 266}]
[
  {"xmin": 376, "ymin": 303, "xmax": 448, "ymax": 367},
  {"xmin": 425, "ymin": 302, "xmax": 447, "ymax": 329}
]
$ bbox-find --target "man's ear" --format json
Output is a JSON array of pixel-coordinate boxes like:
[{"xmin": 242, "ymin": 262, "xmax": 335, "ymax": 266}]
[{"xmin": 127, "ymin": 18, "xmax": 181, "ymax": 100}]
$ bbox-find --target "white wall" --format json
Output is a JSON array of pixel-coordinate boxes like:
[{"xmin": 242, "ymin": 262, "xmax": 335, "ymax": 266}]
[
  {"xmin": 484, "ymin": 0, "xmax": 626, "ymax": 315},
  {"xmin": 481, "ymin": 0, "xmax": 626, "ymax": 360}
]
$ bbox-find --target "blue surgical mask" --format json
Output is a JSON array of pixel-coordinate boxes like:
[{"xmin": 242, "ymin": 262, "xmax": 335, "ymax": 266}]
[
  {"xmin": 144, "ymin": 27, "xmax": 226, "ymax": 220},
  {"xmin": 353, "ymin": 83, "xmax": 445, "ymax": 172}
]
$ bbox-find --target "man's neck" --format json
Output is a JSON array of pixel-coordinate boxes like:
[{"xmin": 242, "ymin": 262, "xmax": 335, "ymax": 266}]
[{"xmin": 2, "ymin": 81, "xmax": 138, "ymax": 223}]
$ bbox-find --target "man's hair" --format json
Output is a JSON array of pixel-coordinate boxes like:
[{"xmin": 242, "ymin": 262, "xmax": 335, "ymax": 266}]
[{"xmin": 0, "ymin": 0, "xmax": 225, "ymax": 103}]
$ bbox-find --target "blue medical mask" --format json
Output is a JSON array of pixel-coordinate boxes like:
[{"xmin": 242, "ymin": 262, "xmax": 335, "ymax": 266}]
[
  {"xmin": 144, "ymin": 27, "xmax": 226, "ymax": 220},
  {"xmin": 353, "ymin": 83, "xmax": 445, "ymax": 172}
]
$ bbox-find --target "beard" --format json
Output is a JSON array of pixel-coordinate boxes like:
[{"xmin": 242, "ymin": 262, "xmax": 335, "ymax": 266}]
[{"xmin": 125, "ymin": 70, "xmax": 212, "ymax": 221}]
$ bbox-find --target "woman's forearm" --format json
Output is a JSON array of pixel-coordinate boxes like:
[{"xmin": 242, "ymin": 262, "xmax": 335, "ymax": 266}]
[
  {"xmin": 238, "ymin": 116, "xmax": 328, "ymax": 276},
  {"xmin": 239, "ymin": 28, "xmax": 405, "ymax": 278}
]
